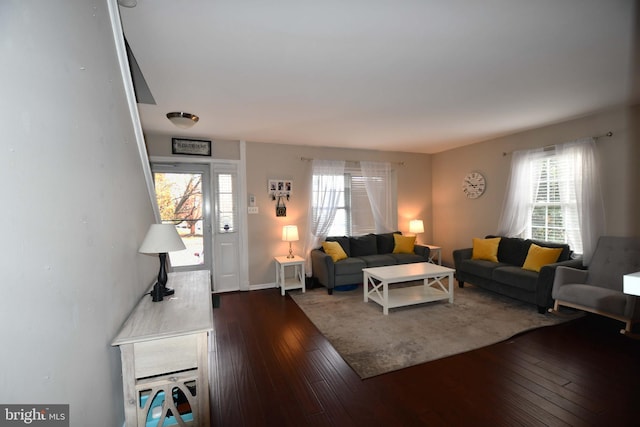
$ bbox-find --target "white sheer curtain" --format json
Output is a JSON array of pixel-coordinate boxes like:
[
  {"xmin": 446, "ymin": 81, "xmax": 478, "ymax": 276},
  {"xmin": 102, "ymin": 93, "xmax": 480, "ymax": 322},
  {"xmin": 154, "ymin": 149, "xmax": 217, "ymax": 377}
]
[
  {"xmin": 302, "ymin": 159, "xmax": 345, "ymax": 274},
  {"xmin": 496, "ymin": 148, "xmax": 545, "ymax": 236},
  {"xmin": 497, "ymin": 138, "xmax": 605, "ymax": 264},
  {"xmin": 556, "ymin": 138, "xmax": 605, "ymax": 264},
  {"xmin": 360, "ymin": 161, "xmax": 395, "ymax": 233}
]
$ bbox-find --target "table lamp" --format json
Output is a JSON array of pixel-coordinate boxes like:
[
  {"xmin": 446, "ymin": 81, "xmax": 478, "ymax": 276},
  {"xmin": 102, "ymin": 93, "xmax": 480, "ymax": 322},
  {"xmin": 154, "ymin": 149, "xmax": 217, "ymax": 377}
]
[
  {"xmin": 139, "ymin": 224, "xmax": 187, "ymax": 302},
  {"xmin": 282, "ymin": 225, "xmax": 299, "ymax": 258},
  {"xmin": 409, "ymin": 219, "xmax": 424, "ymax": 243}
]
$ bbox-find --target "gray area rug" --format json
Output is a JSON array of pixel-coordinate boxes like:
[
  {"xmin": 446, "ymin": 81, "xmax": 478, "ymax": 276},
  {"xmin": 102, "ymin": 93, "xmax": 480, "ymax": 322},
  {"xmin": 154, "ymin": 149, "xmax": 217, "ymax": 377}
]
[{"xmin": 290, "ymin": 282, "xmax": 574, "ymax": 378}]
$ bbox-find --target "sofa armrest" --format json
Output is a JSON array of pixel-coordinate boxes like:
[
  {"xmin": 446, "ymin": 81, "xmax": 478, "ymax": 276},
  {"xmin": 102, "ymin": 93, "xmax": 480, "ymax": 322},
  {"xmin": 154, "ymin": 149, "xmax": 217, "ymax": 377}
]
[
  {"xmin": 536, "ymin": 259, "xmax": 585, "ymax": 310},
  {"xmin": 553, "ymin": 264, "xmax": 589, "ymax": 286},
  {"xmin": 550, "ymin": 264, "xmax": 589, "ymax": 298},
  {"xmin": 453, "ymin": 248, "xmax": 473, "ymax": 269},
  {"xmin": 413, "ymin": 244, "xmax": 431, "ymax": 261},
  {"xmin": 311, "ymin": 248, "xmax": 336, "ymax": 290}
]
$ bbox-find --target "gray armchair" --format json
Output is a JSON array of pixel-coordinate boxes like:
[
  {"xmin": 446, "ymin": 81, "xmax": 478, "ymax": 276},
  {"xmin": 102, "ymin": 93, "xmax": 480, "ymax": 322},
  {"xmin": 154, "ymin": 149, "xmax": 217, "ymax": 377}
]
[{"xmin": 551, "ymin": 236, "xmax": 640, "ymax": 335}]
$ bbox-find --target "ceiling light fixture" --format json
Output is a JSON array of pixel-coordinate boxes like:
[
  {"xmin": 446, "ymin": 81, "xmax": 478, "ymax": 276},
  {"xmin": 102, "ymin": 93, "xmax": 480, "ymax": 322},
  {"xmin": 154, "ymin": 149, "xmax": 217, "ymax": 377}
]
[{"xmin": 166, "ymin": 112, "xmax": 200, "ymax": 129}]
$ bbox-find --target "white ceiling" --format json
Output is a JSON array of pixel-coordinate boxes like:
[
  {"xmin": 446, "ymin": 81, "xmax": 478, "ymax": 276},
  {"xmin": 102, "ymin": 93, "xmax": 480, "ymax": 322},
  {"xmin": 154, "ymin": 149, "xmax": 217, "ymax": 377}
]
[{"xmin": 120, "ymin": 0, "xmax": 637, "ymax": 154}]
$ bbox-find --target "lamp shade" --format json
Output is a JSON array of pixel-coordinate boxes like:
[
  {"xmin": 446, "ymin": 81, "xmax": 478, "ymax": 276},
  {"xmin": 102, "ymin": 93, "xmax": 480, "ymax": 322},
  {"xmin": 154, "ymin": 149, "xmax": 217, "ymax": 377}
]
[
  {"xmin": 282, "ymin": 225, "xmax": 299, "ymax": 242},
  {"xmin": 409, "ymin": 219, "xmax": 424, "ymax": 234},
  {"xmin": 166, "ymin": 112, "xmax": 199, "ymax": 129},
  {"xmin": 623, "ymin": 272, "xmax": 640, "ymax": 296},
  {"xmin": 139, "ymin": 224, "xmax": 186, "ymax": 254}
]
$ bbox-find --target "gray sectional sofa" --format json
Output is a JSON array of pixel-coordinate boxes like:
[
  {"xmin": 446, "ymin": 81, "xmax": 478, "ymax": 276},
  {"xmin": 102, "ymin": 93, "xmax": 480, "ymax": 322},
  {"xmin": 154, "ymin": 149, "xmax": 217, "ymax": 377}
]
[
  {"xmin": 311, "ymin": 232, "xmax": 431, "ymax": 294},
  {"xmin": 453, "ymin": 236, "xmax": 583, "ymax": 313}
]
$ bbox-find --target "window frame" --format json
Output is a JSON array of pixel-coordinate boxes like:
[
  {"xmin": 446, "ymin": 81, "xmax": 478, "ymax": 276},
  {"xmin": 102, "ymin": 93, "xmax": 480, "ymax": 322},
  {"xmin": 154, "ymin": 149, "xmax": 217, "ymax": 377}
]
[
  {"xmin": 526, "ymin": 153, "xmax": 581, "ymax": 251},
  {"xmin": 311, "ymin": 165, "xmax": 396, "ymax": 237}
]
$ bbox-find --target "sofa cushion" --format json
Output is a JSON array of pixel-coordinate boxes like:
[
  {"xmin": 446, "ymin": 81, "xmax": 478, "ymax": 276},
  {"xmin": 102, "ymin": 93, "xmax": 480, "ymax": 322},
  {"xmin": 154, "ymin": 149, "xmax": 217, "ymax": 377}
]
[
  {"xmin": 326, "ymin": 236, "xmax": 350, "ymax": 257},
  {"xmin": 496, "ymin": 236, "xmax": 530, "ymax": 266},
  {"xmin": 529, "ymin": 239, "xmax": 571, "ymax": 262},
  {"xmin": 522, "ymin": 243, "xmax": 563, "ymax": 272},
  {"xmin": 585, "ymin": 236, "xmax": 640, "ymax": 290},
  {"xmin": 472, "ymin": 237, "xmax": 501, "ymax": 262},
  {"xmin": 460, "ymin": 259, "xmax": 505, "ymax": 280},
  {"xmin": 376, "ymin": 232, "xmax": 398, "ymax": 254},
  {"xmin": 350, "ymin": 234, "xmax": 377, "ymax": 257},
  {"xmin": 334, "ymin": 257, "xmax": 367, "ymax": 276},
  {"xmin": 492, "ymin": 266, "xmax": 539, "ymax": 291},
  {"xmin": 322, "ymin": 241, "xmax": 348, "ymax": 262},
  {"xmin": 554, "ymin": 284, "xmax": 627, "ymax": 316},
  {"xmin": 359, "ymin": 254, "xmax": 396, "ymax": 268},
  {"xmin": 391, "ymin": 253, "xmax": 426, "ymax": 264},
  {"xmin": 393, "ymin": 234, "xmax": 416, "ymax": 254}
]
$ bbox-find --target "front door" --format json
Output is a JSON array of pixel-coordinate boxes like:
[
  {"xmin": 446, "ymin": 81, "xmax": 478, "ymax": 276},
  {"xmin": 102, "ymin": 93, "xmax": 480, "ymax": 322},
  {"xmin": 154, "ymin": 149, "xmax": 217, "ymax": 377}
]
[{"xmin": 151, "ymin": 163, "xmax": 212, "ymax": 274}]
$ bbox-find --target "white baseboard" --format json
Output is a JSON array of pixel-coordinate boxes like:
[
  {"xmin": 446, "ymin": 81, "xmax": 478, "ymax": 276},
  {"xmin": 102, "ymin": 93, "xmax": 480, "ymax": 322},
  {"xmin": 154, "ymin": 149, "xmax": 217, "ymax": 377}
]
[{"xmin": 250, "ymin": 282, "xmax": 278, "ymax": 291}]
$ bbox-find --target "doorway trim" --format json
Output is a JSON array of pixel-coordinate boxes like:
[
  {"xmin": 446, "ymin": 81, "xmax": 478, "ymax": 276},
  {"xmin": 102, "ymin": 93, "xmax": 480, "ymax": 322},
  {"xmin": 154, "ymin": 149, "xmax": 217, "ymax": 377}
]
[{"xmin": 150, "ymin": 154, "xmax": 249, "ymax": 291}]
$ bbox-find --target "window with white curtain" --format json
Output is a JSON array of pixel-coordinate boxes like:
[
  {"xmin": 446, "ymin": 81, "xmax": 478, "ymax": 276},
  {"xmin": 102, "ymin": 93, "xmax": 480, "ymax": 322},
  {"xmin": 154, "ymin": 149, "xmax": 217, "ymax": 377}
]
[
  {"xmin": 311, "ymin": 165, "xmax": 391, "ymax": 236},
  {"xmin": 529, "ymin": 154, "xmax": 580, "ymax": 248},
  {"xmin": 497, "ymin": 138, "xmax": 605, "ymax": 263}
]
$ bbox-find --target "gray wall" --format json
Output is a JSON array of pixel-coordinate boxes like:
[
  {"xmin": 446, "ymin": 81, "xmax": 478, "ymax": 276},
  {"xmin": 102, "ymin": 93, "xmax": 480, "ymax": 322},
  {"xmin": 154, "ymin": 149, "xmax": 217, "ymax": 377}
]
[
  {"xmin": 0, "ymin": 1, "xmax": 158, "ymax": 424},
  {"xmin": 432, "ymin": 105, "xmax": 640, "ymax": 266}
]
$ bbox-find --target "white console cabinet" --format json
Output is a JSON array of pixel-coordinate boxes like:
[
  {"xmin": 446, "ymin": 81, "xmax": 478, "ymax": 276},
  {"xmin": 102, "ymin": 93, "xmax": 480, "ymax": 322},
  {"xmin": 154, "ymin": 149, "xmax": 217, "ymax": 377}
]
[{"xmin": 112, "ymin": 270, "xmax": 213, "ymax": 426}]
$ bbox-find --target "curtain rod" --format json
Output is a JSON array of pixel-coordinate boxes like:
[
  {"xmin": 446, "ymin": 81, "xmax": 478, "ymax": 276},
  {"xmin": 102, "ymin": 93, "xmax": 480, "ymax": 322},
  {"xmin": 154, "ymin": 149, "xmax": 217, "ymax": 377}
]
[
  {"xmin": 502, "ymin": 131, "xmax": 613, "ymax": 157},
  {"xmin": 300, "ymin": 156, "xmax": 405, "ymax": 166}
]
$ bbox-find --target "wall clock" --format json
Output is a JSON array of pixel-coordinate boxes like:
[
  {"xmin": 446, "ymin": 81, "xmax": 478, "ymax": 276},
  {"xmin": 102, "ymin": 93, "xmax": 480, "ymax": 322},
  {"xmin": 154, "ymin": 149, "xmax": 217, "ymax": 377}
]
[{"xmin": 462, "ymin": 172, "xmax": 486, "ymax": 199}]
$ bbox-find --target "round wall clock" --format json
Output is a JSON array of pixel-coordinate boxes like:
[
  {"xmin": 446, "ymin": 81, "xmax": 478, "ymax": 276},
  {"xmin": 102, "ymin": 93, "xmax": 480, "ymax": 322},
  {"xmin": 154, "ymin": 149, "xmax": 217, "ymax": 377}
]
[{"xmin": 462, "ymin": 172, "xmax": 486, "ymax": 199}]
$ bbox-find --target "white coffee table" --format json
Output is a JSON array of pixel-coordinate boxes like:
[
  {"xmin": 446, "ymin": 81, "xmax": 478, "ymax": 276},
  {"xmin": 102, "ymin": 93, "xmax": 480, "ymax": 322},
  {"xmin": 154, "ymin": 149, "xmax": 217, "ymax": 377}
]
[{"xmin": 363, "ymin": 262, "xmax": 455, "ymax": 315}]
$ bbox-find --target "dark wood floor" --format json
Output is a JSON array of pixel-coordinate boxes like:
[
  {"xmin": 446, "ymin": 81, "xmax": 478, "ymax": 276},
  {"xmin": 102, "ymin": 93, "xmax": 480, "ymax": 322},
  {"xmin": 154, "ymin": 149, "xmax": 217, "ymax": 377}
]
[{"xmin": 209, "ymin": 288, "xmax": 640, "ymax": 426}]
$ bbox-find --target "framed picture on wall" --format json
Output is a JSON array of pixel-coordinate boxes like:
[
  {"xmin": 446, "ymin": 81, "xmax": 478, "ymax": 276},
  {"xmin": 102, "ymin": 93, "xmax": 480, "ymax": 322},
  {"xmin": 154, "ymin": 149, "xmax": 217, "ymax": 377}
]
[
  {"xmin": 171, "ymin": 138, "xmax": 212, "ymax": 156},
  {"xmin": 268, "ymin": 179, "xmax": 292, "ymax": 200}
]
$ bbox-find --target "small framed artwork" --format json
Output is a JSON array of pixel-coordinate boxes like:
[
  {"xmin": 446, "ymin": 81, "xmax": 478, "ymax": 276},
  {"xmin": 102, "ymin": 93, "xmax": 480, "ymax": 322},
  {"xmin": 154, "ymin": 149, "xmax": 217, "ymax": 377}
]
[
  {"xmin": 172, "ymin": 138, "xmax": 212, "ymax": 156},
  {"xmin": 268, "ymin": 179, "xmax": 292, "ymax": 200}
]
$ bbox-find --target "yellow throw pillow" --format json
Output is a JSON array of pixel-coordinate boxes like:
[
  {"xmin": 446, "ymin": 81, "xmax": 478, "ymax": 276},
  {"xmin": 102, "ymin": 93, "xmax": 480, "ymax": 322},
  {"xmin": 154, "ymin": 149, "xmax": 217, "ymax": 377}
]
[
  {"xmin": 393, "ymin": 234, "xmax": 416, "ymax": 254},
  {"xmin": 522, "ymin": 243, "xmax": 563, "ymax": 272},
  {"xmin": 471, "ymin": 237, "xmax": 501, "ymax": 262},
  {"xmin": 322, "ymin": 241, "xmax": 348, "ymax": 262}
]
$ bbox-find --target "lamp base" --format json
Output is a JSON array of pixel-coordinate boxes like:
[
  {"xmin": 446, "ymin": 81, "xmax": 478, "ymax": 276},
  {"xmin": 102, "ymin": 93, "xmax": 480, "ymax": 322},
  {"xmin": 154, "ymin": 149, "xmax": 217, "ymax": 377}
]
[
  {"xmin": 151, "ymin": 282, "xmax": 164, "ymax": 302},
  {"xmin": 287, "ymin": 242, "xmax": 294, "ymax": 258},
  {"xmin": 150, "ymin": 284, "xmax": 175, "ymax": 302}
]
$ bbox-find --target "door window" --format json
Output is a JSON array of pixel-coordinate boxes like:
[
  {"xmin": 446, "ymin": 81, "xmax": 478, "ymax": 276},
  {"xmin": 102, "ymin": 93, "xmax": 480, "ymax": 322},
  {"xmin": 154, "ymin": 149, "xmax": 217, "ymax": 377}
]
[{"xmin": 152, "ymin": 164, "xmax": 211, "ymax": 270}]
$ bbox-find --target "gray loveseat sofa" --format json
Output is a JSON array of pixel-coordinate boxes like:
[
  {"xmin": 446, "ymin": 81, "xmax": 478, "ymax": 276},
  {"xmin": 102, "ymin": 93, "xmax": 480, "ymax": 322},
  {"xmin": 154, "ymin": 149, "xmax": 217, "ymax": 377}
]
[
  {"xmin": 453, "ymin": 236, "xmax": 583, "ymax": 313},
  {"xmin": 311, "ymin": 232, "xmax": 431, "ymax": 294}
]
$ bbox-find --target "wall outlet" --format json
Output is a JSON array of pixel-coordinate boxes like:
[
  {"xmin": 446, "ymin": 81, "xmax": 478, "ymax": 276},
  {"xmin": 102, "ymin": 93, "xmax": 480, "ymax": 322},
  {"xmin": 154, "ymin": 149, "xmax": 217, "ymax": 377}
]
[{"xmin": 248, "ymin": 207, "xmax": 259, "ymax": 214}]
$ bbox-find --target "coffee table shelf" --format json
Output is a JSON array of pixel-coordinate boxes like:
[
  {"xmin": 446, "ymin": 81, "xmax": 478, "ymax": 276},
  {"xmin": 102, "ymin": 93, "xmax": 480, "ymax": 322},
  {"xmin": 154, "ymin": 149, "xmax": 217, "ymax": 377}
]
[{"xmin": 363, "ymin": 263, "xmax": 455, "ymax": 315}]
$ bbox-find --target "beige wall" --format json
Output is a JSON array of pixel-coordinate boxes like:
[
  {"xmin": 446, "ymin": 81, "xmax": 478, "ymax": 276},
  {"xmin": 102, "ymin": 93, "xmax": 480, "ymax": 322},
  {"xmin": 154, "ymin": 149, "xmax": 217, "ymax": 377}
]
[
  {"xmin": 143, "ymin": 105, "xmax": 639, "ymax": 284},
  {"xmin": 145, "ymin": 133, "xmax": 241, "ymax": 160},
  {"xmin": 245, "ymin": 142, "xmax": 432, "ymax": 285},
  {"xmin": 143, "ymin": 135, "xmax": 432, "ymax": 286},
  {"xmin": 432, "ymin": 105, "xmax": 640, "ymax": 267}
]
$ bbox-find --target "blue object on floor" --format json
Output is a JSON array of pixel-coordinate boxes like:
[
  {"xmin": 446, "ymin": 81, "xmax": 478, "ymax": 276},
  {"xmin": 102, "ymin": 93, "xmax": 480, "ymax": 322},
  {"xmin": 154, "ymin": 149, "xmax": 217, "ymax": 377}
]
[{"xmin": 334, "ymin": 284, "xmax": 358, "ymax": 291}]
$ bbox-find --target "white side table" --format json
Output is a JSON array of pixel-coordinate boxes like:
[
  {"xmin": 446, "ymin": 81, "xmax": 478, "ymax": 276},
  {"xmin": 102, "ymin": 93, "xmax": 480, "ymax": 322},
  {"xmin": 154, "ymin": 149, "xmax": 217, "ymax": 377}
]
[
  {"xmin": 425, "ymin": 245, "xmax": 442, "ymax": 265},
  {"xmin": 275, "ymin": 255, "xmax": 306, "ymax": 296}
]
